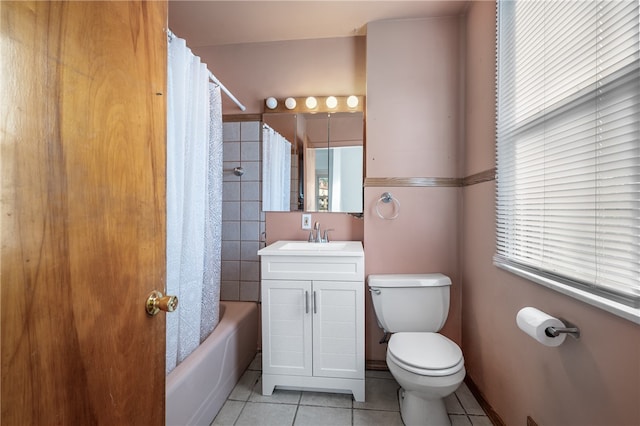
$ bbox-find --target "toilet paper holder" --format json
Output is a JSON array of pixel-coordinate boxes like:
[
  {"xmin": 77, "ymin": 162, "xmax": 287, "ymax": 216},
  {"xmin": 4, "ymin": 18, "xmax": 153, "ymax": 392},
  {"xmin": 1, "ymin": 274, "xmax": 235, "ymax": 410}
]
[{"xmin": 545, "ymin": 325, "xmax": 580, "ymax": 339}]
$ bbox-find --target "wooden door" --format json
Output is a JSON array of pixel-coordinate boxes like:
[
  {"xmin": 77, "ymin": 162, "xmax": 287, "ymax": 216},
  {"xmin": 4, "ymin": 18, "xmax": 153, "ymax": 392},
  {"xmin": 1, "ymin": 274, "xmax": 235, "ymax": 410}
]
[{"xmin": 1, "ymin": 1, "xmax": 167, "ymax": 424}]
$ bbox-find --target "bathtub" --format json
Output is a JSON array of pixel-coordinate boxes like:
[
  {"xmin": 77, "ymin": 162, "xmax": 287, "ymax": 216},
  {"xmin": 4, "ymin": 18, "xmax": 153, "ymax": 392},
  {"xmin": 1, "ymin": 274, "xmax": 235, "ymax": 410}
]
[{"xmin": 166, "ymin": 301, "xmax": 258, "ymax": 426}]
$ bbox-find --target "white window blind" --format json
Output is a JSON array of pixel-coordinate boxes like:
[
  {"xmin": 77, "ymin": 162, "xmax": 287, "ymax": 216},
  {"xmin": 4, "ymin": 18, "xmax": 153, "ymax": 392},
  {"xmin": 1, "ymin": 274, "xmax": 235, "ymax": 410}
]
[{"xmin": 495, "ymin": 0, "xmax": 640, "ymax": 312}]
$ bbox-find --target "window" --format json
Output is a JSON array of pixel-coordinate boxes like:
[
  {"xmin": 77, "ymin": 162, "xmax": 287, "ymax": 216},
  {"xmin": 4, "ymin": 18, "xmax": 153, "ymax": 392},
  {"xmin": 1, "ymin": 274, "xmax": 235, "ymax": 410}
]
[{"xmin": 495, "ymin": 0, "xmax": 639, "ymax": 322}]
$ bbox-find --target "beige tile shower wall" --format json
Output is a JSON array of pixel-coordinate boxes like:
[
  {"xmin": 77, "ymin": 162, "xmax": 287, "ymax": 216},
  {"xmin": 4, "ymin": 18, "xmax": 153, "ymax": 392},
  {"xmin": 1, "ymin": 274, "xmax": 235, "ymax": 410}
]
[
  {"xmin": 364, "ymin": 17, "xmax": 463, "ymax": 362},
  {"xmin": 221, "ymin": 121, "xmax": 264, "ymax": 302}
]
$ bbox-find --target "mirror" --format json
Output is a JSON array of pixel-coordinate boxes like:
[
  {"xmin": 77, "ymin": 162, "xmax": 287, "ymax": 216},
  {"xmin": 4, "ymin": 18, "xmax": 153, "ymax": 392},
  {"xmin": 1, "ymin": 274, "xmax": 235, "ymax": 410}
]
[{"xmin": 262, "ymin": 111, "xmax": 364, "ymax": 213}]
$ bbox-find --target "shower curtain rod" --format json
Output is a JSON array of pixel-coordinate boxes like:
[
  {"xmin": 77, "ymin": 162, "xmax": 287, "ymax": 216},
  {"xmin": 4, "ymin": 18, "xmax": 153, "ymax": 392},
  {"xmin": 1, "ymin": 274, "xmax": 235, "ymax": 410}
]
[{"xmin": 167, "ymin": 29, "xmax": 247, "ymax": 112}]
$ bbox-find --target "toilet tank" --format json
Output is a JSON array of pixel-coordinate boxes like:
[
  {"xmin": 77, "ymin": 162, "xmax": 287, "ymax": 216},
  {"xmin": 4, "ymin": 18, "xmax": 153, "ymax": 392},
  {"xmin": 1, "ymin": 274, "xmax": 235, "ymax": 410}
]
[{"xmin": 367, "ymin": 274, "xmax": 451, "ymax": 333}]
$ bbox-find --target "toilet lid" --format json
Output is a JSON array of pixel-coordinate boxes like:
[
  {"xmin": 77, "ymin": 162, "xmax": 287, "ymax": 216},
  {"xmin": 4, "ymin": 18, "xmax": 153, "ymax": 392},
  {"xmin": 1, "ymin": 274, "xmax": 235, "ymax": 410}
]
[{"xmin": 388, "ymin": 332, "xmax": 463, "ymax": 371}]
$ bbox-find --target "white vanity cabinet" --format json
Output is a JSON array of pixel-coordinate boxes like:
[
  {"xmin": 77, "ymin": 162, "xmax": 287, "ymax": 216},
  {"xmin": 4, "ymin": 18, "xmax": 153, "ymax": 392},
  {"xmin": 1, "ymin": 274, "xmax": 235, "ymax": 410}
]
[{"xmin": 258, "ymin": 241, "xmax": 365, "ymax": 401}]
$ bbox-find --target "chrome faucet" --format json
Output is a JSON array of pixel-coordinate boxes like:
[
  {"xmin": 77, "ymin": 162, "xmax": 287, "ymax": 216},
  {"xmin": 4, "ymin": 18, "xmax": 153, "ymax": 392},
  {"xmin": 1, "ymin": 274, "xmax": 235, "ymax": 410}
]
[
  {"xmin": 314, "ymin": 221, "xmax": 322, "ymax": 243},
  {"xmin": 307, "ymin": 222, "xmax": 334, "ymax": 243}
]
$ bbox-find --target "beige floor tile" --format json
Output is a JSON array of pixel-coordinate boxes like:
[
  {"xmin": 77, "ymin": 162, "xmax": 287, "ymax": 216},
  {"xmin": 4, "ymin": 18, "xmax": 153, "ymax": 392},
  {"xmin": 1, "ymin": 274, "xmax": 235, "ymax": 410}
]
[
  {"xmin": 216, "ymin": 368, "xmax": 488, "ymax": 425},
  {"xmin": 249, "ymin": 377, "xmax": 301, "ymax": 404},
  {"xmin": 212, "ymin": 400, "xmax": 245, "ymax": 426},
  {"xmin": 353, "ymin": 409, "xmax": 404, "ymax": 426},
  {"xmin": 228, "ymin": 370, "xmax": 261, "ymax": 401},
  {"xmin": 455, "ymin": 382, "xmax": 486, "ymax": 416},
  {"xmin": 235, "ymin": 402, "xmax": 297, "ymax": 426},
  {"xmin": 450, "ymin": 414, "xmax": 473, "ymax": 426},
  {"xmin": 293, "ymin": 405, "xmax": 351, "ymax": 426},
  {"xmin": 445, "ymin": 393, "xmax": 465, "ymax": 414},
  {"xmin": 299, "ymin": 391, "xmax": 353, "ymax": 409},
  {"xmin": 352, "ymin": 377, "xmax": 400, "ymax": 412},
  {"xmin": 469, "ymin": 414, "xmax": 494, "ymax": 426}
]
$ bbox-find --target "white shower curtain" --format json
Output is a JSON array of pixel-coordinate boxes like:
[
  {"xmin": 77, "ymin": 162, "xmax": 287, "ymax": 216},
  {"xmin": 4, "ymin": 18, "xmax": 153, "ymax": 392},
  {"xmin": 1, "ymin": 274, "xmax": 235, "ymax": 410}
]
[
  {"xmin": 166, "ymin": 35, "xmax": 222, "ymax": 375},
  {"xmin": 262, "ymin": 125, "xmax": 292, "ymax": 211}
]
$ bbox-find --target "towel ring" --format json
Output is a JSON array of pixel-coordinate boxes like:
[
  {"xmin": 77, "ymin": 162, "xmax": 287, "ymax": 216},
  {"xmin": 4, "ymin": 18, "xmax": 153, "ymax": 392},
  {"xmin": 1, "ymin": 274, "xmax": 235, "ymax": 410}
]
[{"xmin": 375, "ymin": 192, "xmax": 400, "ymax": 220}]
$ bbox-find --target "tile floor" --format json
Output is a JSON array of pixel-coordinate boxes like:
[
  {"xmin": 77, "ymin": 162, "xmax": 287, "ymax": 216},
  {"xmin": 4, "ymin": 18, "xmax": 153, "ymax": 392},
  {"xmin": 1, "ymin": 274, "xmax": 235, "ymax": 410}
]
[{"xmin": 212, "ymin": 353, "xmax": 492, "ymax": 426}]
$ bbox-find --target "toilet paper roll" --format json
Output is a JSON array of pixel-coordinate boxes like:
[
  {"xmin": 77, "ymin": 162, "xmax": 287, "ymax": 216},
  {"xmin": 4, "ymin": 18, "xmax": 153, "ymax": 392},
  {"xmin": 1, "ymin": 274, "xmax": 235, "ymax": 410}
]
[{"xmin": 516, "ymin": 307, "xmax": 567, "ymax": 347}]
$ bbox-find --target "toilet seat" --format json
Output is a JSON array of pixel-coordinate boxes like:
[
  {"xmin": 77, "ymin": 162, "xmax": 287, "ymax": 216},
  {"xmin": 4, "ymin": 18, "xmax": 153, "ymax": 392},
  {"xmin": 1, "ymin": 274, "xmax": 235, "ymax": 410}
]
[{"xmin": 388, "ymin": 332, "xmax": 464, "ymax": 377}]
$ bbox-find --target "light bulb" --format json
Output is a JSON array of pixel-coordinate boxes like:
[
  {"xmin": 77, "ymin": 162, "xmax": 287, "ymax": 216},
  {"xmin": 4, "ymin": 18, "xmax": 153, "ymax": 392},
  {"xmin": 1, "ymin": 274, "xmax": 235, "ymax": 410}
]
[
  {"xmin": 305, "ymin": 96, "xmax": 318, "ymax": 109},
  {"xmin": 326, "ymin": 96, "xmax": 338, "ymax": 109},
  {"xmin": 265, "ymin": 97, "xmax": 278, "ymax": 109},
  {"xmin": 347, "ymin": 95, "xmax": 359, "ymax": 108},
  {"xmin": 285, "ymin": 97, "xmax": 297, "ymax": 109}
]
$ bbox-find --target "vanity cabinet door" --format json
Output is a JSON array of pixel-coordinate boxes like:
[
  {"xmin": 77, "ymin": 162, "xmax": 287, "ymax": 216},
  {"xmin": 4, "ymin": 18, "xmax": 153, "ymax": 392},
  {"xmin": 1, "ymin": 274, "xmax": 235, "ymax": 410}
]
[
  {"xmin": 262, "ymin": 280, "xmax": 313, "ymax": 377},
  {"xmin": 311, "ymin": 281, "xmax": 364, "ymax": 379}
]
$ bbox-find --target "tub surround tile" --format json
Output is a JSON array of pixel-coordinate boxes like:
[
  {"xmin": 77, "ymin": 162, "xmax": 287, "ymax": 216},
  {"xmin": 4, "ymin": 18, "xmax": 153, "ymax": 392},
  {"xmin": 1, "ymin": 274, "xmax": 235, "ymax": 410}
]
[
  {"xmin": 221, "ymin": 221, "xmax": 240, "ymax": 241},
  {"xmin": 221, "ymin": 201, "xmax": 240, "ymax": 221},
  {"xmin": 239, "ymin": 281, "xmax": 260, "ymax": 302},
  {"xmin": 240, "ymin": 121, "xmax": 261, "ymax": 141},
  {"xmin": 221, "ymin": 241, "xmax": 240, "ymax": 261},
  {"xmin": 222, "ymin": 120, "xmax": 264, "ymax": 304},
  {"xmin": 239, "ymin": 161, "xmax": 261, "ymax": 181},
  {"xmin": 239, "ymin": 201, "xmax": 261, "ymax": 221},
  {"xmin": 240, "ymin": 141, "xmax": 261, "ymax": 161},
  {"xmin": 220, "ymin": 281, "xmax": 240, "ymax": 301},
  {"xmin": 240, "ymin": 181, "xmax": 261, "ymax": 201},
  {"xmin": 223, "ymin": 122, "xmax": 240, "ymax": 142},
  {"xmin": 220, "ymin": 261, "xmax": 239, "ymax": 281},
  {"xmin": 222, "ymin": 181, "xmax": 241, "ymax": 201}
]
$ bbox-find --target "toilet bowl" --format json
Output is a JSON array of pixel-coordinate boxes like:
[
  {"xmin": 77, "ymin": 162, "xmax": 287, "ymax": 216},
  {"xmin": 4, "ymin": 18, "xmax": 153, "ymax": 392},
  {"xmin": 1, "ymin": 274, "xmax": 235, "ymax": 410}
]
[
  {"xmin": 387, "ymin": 332, "xmax": 465, "ymax": 426},
  {"xmin": 367, "ymin": 274, "xmax": 466, "ymax": 426}
]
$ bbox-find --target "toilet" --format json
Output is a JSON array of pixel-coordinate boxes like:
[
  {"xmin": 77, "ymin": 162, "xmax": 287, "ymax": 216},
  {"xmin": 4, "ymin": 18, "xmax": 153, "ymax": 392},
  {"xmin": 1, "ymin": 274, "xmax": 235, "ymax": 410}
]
[{"xmin": 368, "ymin": 274, "xmax": 465, "ymax": 426}]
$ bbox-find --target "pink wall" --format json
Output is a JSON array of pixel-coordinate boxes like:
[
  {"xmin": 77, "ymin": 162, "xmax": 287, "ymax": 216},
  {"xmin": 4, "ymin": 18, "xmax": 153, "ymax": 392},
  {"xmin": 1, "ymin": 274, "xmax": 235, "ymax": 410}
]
[
  {"xmin": 190, "ymin": 5, "xmax": 640, "ymax": 424},
  {"xmin": 462, "ymin": 2, "xmax": 640, "ymax": 425},
  {"xmin": 264, "ymin": 212, "xmax": 364, "ymax": 245},
  {"xmin": 364, "ymin": 17, "xmax": 463, "ymax": 361},
  {"xmin": 194, "ymin": 37, "xmax": 366, "ymax": 115}
]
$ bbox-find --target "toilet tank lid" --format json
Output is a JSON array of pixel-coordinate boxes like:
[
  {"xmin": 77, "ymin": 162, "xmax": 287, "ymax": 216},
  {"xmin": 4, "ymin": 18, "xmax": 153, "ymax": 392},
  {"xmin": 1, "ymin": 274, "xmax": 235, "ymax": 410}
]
[{"xmin": 367, "ymin": 273, "xmax": 451, "ymax": 288}]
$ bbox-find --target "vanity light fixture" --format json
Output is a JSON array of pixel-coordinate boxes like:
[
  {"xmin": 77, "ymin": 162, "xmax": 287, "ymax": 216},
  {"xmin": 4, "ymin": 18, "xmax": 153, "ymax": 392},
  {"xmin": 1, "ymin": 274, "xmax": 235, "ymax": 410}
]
[
  {"xmin": 266, "ymin": 97, "xmax": 278, "ymax": 109},
  {"xmin": 305, "ymin": 96, "xmax": 318, "ymax": 109},
  {"xmin": 285, "ymin": 97, "xmax": 297, "ymax": 109},
  {"xmin": 263, "ymin": 95, "xmax": 364, "ymax": 113}
]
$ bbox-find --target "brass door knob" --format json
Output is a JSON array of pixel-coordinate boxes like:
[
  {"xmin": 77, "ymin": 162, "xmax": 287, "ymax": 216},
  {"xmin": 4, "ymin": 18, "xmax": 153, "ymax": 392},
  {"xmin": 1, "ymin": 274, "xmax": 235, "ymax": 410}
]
[{"xmin": 146, "ymin": 290, "xmax": 178, "ymax": 316}]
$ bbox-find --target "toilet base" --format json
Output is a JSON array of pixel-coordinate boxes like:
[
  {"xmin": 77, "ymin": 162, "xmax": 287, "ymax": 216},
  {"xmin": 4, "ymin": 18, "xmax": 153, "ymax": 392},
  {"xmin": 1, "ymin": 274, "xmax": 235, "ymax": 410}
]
[{"xmin": 398, "ymin": 388, "xmax": 450, "ymax": 426}]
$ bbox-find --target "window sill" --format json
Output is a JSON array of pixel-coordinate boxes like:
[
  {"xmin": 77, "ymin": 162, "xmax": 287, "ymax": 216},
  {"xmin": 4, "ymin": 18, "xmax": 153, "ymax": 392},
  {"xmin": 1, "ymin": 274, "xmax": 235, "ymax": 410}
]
[{"xmin": 494, "ymin": 258, "xmax": 640, "ymax": 325}]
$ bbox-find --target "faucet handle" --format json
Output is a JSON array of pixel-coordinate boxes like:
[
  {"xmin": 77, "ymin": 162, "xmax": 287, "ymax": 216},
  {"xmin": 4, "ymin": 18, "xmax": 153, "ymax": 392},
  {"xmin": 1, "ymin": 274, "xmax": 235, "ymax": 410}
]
[
  {"xmin": 308, "ymin": 231, "xmax": 315, "ymax": 242},
  {"xmin": 323, "ymin": 229, "xmax": 335, "ymax": 243}
]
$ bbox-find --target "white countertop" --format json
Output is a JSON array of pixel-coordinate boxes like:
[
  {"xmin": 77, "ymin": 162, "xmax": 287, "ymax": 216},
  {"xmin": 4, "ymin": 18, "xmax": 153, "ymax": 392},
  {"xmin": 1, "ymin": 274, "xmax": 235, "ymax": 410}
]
[{"xmin": 258, "ymin": 240, "xmax": 364, "ymax": 257}]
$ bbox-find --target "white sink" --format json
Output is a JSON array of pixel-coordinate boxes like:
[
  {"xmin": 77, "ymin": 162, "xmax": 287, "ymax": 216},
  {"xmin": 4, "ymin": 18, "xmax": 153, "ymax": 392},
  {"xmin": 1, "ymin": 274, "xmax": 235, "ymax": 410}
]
[
  {"xmin": 280, "ymin": 242, "xmax": 348, "ymax": 251},
  {"xmin": 258, "ymin": 240, "xmax": 363, "ymax": 257}
]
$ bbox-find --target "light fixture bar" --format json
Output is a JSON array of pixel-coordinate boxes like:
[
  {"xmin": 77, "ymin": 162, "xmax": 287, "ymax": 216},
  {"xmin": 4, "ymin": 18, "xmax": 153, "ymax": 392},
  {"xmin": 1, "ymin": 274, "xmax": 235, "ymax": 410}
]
[{"xmin": 264, "ymin": 95, "xmax": 364, "ymax": 113}]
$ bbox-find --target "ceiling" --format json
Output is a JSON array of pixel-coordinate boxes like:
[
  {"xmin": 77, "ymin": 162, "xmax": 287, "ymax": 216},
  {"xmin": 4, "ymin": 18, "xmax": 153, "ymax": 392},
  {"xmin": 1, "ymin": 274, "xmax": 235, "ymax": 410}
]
[{"xmin": 168, "ymin": 1, "xmax": 470, "ymax": 47}]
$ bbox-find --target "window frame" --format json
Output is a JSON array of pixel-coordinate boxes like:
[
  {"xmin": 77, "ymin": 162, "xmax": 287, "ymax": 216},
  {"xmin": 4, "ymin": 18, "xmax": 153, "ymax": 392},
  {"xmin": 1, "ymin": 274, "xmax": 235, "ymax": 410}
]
[{"xmin": 493, "ymin": 0, "xmax": 640, "ymax": 324}]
